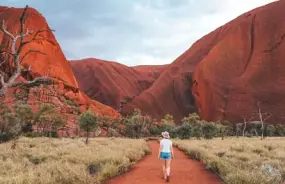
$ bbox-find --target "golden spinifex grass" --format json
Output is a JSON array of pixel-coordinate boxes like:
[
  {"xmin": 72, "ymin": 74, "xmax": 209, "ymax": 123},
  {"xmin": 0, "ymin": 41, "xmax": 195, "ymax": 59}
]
[
  {"xmin": 0, "ymin": 137, "xmax": 149, "ymax": 184},
  {"xmin": 174, "ymin": 137, "xmax": 285, "ymax": 184}
]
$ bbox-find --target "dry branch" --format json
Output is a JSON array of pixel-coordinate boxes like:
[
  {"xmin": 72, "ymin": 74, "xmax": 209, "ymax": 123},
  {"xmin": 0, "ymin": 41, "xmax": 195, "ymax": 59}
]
[
  {"xmin": 257, "ymin": 102, "xmax": 272, "ymax": 140},
  {"xmin": 0, "ymin": 5, "xmax": 54, "ymax": 97}
]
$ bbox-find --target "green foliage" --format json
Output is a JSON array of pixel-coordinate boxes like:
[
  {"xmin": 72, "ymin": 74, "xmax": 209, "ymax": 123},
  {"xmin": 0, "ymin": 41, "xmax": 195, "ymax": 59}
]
[
  {"xmin": 29, "ymin": 103, "xmax": 66, "ymax": 138},
  {"xmin": 111, "ymin": 118, "xmax": 121, "ymax": 129},
  {"xmin": 80, "ymin": 111, "xmax": 99, "ymax": 144},
  {"xmin": 14, "ymin": 103, "xmax": 34, "ymax": 133},
  {"xmin": 34, "ymin": 103, "xmax": 55, "ymax": 122},
  {"xmin": 171, "ymin": 122, "xmax": 192, "ymax": 139},
  {"xmin": 80, "ymin": 111, "xmax": 98, "ymax": 132},
  {"xmin": 65, "ymin": 97, "xmax": 79, "ymax": 107},
  {"xmin": 201, "ymin": 121, "xmax": 217, "ymax": 139},
  {"xmin": 181, "ymin": 113, "xmax": 200, "ymax": 124},
  {"xmin": 266, "ymin": 125, "xmax": 276, "ymax": 137},
  {"xmin": 106, "ymin": 110, "xmax": 284, "ymax": 140},
  {"xmin": 0, "ymin": 104, "xmax": 24, "ymax": 142},
  {"xmin": 13, "ymin": 87, "xmax": 29, "ymax": 102},
  {"xmin": 160, "ymin": 114, "xmax": 176, "ymax": 133},
  {"xmin": 216, "ymin": 123, "xmax": 229, "ymax": 140},
  {"xmin": 0, "ymin": 103, "xmax": 39, "ymax": 141},
  {"xmin": 162, "ymin": 114, "xmax": 175, "ymax": 124},
  {"xmin": 149, "ymin": 124, "xmax": 161, "ymax": 136},
  {"xmin": 275, "ymin": 124, "xmax": 285, "ymax": 136},
  {"xmin": 122, "ymin": 109, "xmax": 153, "ymax": 138},
  {"xmin": 100, "ymin": 115, "xmax": 111, "ymax": 129}
]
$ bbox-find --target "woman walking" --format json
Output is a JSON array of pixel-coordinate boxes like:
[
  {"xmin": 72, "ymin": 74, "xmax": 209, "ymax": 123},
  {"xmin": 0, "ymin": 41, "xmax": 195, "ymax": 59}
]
[{"xmin": 158, "ymin": 131, "xmax": 174, "ymax": 182}]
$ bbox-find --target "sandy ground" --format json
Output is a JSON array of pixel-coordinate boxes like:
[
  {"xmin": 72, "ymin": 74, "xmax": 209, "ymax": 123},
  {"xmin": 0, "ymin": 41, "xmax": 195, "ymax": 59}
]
[{"xmin": 105, "ymin": 141, "xmax": 222, "ymax": 184}]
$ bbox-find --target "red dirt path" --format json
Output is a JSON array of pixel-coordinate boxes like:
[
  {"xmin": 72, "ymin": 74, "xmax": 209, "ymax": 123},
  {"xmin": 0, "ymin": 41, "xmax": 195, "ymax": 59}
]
[{"xmin": 105, "ymin": 141, "xmax": 222, "ymax": 184}]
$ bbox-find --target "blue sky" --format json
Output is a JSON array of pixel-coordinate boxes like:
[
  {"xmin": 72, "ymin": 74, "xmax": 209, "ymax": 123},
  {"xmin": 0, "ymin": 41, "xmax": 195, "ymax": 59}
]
[{"xmin": 2, "ymin": 0, "xmax": 274, "ymax": 66}]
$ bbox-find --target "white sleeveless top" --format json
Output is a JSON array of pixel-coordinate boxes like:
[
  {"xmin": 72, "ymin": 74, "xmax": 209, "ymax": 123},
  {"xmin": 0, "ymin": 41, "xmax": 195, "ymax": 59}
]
[{"xmin": 160, "ymin": 138, "xmax": 172, "ymax": 153}]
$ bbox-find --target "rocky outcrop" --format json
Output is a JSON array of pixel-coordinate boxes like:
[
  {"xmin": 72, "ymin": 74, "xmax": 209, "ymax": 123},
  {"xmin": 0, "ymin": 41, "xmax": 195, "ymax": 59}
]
[
  {"xmin": 70, "ymin": 58, "xmax": 166, "ymax": 111},
  {"xmin": 0, "ymin": 6, "xmax": 120, "ymax": 130},
  {"xmin": 122, "ymin": 0, "xmax": 285, "ymax": 124},
  {"xmin": 0, "ymin": 6, "xmax": 77, "ymax": 87}
]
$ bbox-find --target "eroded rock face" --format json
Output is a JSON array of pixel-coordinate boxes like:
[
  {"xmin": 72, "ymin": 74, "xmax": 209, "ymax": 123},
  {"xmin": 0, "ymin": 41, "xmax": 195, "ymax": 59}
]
[
  {"xmin": 0, "ymin": 6, "xmax": 120, "ymax": 129},
  {"xmin": 70, "ymin": 58, "xmax": 167, "ymax": 111},
  {"xmin": 191, "ymin": 1, "xmax": 285, "ymax": 124},
  {"xmin": 122, "ymin": 1, "xmax": 285, "ymax": 124},
  {"xmin": 0, "ymin": 6, "xmax": 77, "ymax": 87}
]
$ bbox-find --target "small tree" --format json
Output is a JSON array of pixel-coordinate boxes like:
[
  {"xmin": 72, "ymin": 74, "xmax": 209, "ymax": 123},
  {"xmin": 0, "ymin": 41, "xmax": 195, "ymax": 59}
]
[
  {"xmin": 256, "ymin": 102, "xmax": 271, "ymax": 140},
  {"xmin": 0, "ymin": 104, "xmax": 21, "ymax": 142},
  {"xmin": 266, "ymin": 125, "xmax": 276, "ymax": 137},
  {"xmin": 162, "ymin": 114, "xmax": 175, "ymax": 124},
  {"xmin": 242, "ymin": 116, "xmax": 254, "ymax": 137},
  {"xmin": 201, "ymin": 121, "xmax": 217, "ymax": 139},
  {"xmin": 216, "ymin": 123, "xmax": 228, "ymax": 140},
  {"xmin": 111, "ymin": 118, "xmax": 121, "ymax": 130},
  {"xmin": 275, "ymin": 124, "xmax": 285, "ymax": 136},
  {"xmin": 181, "ymin": 113, "xmax": 200, "ymax": 124},
  {"xmin": 80, "ymin": 111, "xmax": 98, "ymax": 144},
  {"xmin": 160, "ymin": 114, "xmax": 176, "ymax": 135},
  {"xmin": 100, "ymin": 115, "xmax": 111, "ymax": 132},
  {"xmin": 173, "ymin": 123, "xmax": 192, "ymax": 139},
  {"xmin": 34, "ymin": 103, "xmax": 55, "ymax": 134},
  {"xmin": 123, "ymin": 109, "xmax": 152, "ymax": 138},
  {"xmin": 49, "ymin": 114, "xmax": 66, "ymax": 138},
  {"xmin": 14, "ymin": 103, "xmax": 33, "ymax": 133},
  {"xmin": 191, "ymin": 121, "xmax": 203, "ymax": 140}
]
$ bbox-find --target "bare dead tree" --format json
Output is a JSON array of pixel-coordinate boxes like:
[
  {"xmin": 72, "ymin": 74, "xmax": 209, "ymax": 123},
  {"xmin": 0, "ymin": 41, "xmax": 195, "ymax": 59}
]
[
  {"xmin": 257, "ymin": 102, "xmax": 271, "ymax": 140},
  {"xmin": 242, "ymin": 116, "xmax": 254, "ymax": 137},
  {"xmin": 0, "ymin": 5, "xmax": 55, "ymax": 97}
]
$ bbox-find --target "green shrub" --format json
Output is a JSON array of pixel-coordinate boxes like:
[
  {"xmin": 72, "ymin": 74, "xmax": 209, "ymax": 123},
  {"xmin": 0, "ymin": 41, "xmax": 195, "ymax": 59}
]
[
  {"xmin": 123, "ymin": 110, "xmax": 152, "ymax": 138},
  {"xmin": 80, "ymin": 111, "xmax": 99, "ymax": 144},
  {"xmin": 275, "ymin": 124, "xmax": 285, "ymax": 136},
  {"xmin": 266, "ymin": 125, "xmax": 276, "ymax": 137},
  {"xmin": 172, "ymin": 123, "xmax": 192, "ymax": 139},
  {"xmin": 0, "ymin": 104, "xmax": 22, "ymax": 142},
  {"xmin": 201, "ymin": 121, "xmax": 217, "ymax": 139}
]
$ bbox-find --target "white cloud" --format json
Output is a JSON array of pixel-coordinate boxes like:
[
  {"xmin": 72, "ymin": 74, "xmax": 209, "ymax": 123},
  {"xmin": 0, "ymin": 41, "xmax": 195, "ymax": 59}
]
[
  {"xmin": 115, "ymin": 0, "xmax": 273, "ymax": 66},
  {"xmin": 1, "ymin": 0, "xmax": 275, "ymax": 66}
]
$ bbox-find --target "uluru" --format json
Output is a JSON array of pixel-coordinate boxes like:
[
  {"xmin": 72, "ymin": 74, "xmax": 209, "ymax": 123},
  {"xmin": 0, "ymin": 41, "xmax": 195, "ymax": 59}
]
[
  {"xmin": 70, "ymin": 58, "xmax": 167, "ymax": 111},
  {"xmin": 69, "ymin": 0, "xmax": 285, "ymax": 124},
  {"xmin": 1, "ymin": 0, "xmax": 285, "ymax": 125},
  {"xmin": 0, "ymin": 5, "xmax": 120, "ymax": 133},
  {"xmin": 1, "ymin": 2, "xmax": 285, "ymax": 184}
]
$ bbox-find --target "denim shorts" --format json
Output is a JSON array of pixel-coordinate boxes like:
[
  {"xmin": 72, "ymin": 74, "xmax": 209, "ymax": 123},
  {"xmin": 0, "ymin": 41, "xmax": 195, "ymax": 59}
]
[{"xmin": 160, "ymin": 152, "xmax": 171, "ymax": 160}]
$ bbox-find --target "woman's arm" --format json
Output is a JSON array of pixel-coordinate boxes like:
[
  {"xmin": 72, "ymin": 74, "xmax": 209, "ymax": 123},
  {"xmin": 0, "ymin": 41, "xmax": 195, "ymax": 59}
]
[
  {"xmin": 170, "ymin": 143, "xmax": 174, "ymax": 158},
  {"xmin": 158, "ymin": 141, "xmax": 162, "ymax": 158}
]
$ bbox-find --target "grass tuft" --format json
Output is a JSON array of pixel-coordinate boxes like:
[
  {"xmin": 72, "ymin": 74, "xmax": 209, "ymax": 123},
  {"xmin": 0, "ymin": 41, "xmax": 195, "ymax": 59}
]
[
  {"xmin": 174, "ymin": 137, "xmax": 285, "ymax": 184},
  {"xmin": 0, "ymin": 137, "xmax": 149, "ymax": 184}
]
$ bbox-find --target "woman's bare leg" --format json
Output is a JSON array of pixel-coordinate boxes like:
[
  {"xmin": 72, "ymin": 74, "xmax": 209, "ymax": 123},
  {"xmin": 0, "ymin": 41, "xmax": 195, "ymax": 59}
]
[
  {"xmin": 162, "ymin": 160, "xmax": 166, "ymax": 179},
  {"xmin": 166, "ymin": 159, "xmax": 171, "ymax": 176}
]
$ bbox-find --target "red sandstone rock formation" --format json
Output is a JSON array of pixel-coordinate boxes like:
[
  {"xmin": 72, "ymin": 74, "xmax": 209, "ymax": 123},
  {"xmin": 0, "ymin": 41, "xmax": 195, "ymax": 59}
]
[
  {"xmin": 132, "ymin": 64, "xmax": 168, "ymax": 79},
  {"xmin": 0, "ymin": 6, "xmax": 77, "ymax": 87},
  {"xmin": 122, "ymin": 1, "xmax": 285, "ymax": 124},
  {"xmin": 70, "ymin": 58, "xmax": 166, "ymax": 110},
  {"xmin": 0, "ymin": 6, "xmax": 120, "ymax": 126}
]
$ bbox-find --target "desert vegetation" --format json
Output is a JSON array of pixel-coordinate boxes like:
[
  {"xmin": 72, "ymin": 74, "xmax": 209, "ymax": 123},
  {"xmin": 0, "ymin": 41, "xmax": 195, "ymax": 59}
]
[
  {"xmin": 0, "ymin": 137, "xmax": 149, "ymax": 184},
  {"xmin": 0, "ymin": 102, "xmax": 66, "ymax": 142},
  {"xmin": 174, "ymin": 138, "xmax": 285, "ymax": 184},
  {"xmin": 111, "ymin": 109, "xmax": 285, "ymax": 140}
]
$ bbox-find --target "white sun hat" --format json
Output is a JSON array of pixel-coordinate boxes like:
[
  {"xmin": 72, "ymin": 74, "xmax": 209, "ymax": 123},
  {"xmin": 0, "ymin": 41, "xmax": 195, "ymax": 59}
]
[{"xmin": 161, "ymin": 131, "xmax": 170, "ymax": 139}]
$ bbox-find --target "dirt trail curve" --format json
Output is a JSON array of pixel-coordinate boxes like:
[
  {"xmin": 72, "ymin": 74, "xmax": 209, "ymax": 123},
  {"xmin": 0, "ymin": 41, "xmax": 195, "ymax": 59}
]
[{"xmin": 105, "ymin": 141, "xmax": 222, "ymax": 184}]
